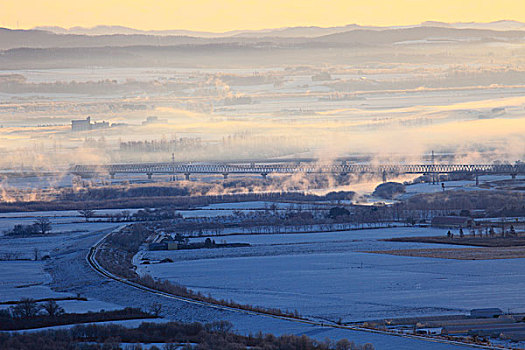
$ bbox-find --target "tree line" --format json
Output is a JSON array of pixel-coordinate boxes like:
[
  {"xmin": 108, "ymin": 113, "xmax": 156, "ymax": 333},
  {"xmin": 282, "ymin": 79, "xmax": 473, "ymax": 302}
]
[
  {"xmin": 0, "ymin": 298, "xmax": 154, "ymax": 331},
  {"xmin": 0, "ymin": 321, "xmax": 374, "ymax": 349}
]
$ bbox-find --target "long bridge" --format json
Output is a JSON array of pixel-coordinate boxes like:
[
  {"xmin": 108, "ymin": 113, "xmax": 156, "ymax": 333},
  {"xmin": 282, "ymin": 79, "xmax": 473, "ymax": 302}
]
[{"xmin": 70, "ymin": 161, "xmax": 525, "ymax": 183}]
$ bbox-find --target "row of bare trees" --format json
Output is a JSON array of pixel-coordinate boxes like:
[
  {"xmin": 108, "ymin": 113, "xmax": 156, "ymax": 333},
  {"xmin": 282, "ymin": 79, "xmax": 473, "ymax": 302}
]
[
  {"xmin": 6, "ymin": 217, "xmax": 52, "ymax": 236},
  {"xmin": 6, "ymin": 298, "xmax": 64, "ymax": 319}
]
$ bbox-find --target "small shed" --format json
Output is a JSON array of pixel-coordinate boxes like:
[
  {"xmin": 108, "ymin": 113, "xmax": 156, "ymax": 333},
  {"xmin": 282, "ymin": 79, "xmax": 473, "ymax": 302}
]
[
  {"xmin": 166, "ymin": 241, "xmax": 178, "ymax": 250},
  {"xmin": 470, "ymin": 308, "xmax": 503, "ymax": 318},
  {"xmin": 431, "ymin": 216, "xmax": 473, "ymax": 228}
]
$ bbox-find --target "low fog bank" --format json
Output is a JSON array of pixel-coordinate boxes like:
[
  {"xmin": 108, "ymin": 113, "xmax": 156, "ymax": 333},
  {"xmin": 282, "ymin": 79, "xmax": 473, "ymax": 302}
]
[{"xmin": 0, "ymin": 28, "xmax": 523, "ymax": 191}]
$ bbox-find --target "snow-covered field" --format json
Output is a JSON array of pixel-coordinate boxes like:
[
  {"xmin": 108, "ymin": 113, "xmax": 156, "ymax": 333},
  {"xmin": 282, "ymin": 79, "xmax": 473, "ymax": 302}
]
[
  {"xmin": 0, "ymin": 260, "xmax": 65, "ymax": 301},
  {"xmin": 0, "ymin": 221, "xmax": 124, "ymax": 313},
  {"xmin": 0, "ymin": 209, "xmax": 486, "ymax": 349},
  {"xmin": 178, "ymin": 201, "xmax": 317, "ymax": 218},
  {"xmin": 402, "ymin": 174, "xmax": 525, "ymax": 197},
  {"xmin": 136, "ymin": 226, "xmax": 523, "ymax": 322},
  {"xmin": 0, "ymin": 222, "xmax": 120, "ymax": 258},
  {"xmin": 0, "ymin": 259, "xmax": 122, "ymax": 314},
  {"xmin": 0, "ymin": 209, "xmax": 139, "ymax": 236},
  {"xmin": 1, "ymin": 318, "xmax": 168, "ymax": 334}
]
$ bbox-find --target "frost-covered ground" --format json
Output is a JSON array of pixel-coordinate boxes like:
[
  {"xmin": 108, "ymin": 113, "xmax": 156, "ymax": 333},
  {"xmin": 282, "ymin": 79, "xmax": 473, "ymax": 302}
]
[
  {"xmin": 0, "ymin": 209, "xmax": 141, "ymax": 218},
  {"xmin": 0, "ymin": 208, "xmax": 514, "ymax": 348},
  {"xmin": 399, "ymin": 174, "xmax": 524, "ymax": 199},
  {"xmin": 0, "ymin": 222, "xmax": 124, "ymax": 313},
  {"xmin": 0, "ymin": 260, "xmax": 65, "ymax": 301},
  {"xmin": 403, "ymin": 180, "xmax": 479, "ymax": 196},
  {"xmin": 0, "ymin": 209, "xmax": 475, "ymax": 349},
  {"xmin": 1, "ymin": 319, "xmax": 168, "ymax": 334},
  {"xmin": 0, "ymin": 222, "xmax": 120, "ymax": 258},
  {"xmin": 45, "ymin": 226, "xmax": 475, "ymax": 350},
  {"xmin": 178, "ymin": 201, "xmax": 320, "ymax": 218},
  {"xmin": 136, "ymin": 226, "xmax": 525, "ymax": 322},
  {"xmin": 0, "ymin": 209, "xmax": 138, "ymax": 236}
]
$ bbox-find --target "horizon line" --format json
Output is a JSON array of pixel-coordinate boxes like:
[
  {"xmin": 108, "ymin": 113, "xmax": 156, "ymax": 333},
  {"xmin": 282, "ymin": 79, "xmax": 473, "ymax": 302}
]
[{"xmin": 2, "ymin": 19, "xmax": 522, "ymax": 34}]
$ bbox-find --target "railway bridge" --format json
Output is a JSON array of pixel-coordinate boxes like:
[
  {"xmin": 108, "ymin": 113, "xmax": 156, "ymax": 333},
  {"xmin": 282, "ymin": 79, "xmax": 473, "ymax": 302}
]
[{"xmin": 70, "ymin": 161, "xmax": 525, "ymax": 184}]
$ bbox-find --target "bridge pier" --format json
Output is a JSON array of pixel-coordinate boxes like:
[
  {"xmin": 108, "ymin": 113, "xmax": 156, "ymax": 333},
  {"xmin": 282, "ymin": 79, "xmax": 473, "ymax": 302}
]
[
  {"xmin": 382, "ymin": 170, "xmax": 387, "ymax": 183},
  {"xmin": 184, "ymin": 173, "xmax": 191, "ymax": 181},
  {"xmin": 261, "ymin": 173, "xmax": 268, "ymax": 180},
  {"xmin": 109, "ymin": 172, "xmax": 115, "ymax": 179},
  {"xmin": 147, "ymin": 173, "xmax": 152, "ymax": 180},
  {"xmin": 511, "ymin": 173, "xmax": 517, "ymax": 180},
  {"xmin": 476, "ymin": 173, "xmax": 479, "ymax": 186},
  {"xmin": 222, "ymin": 173, "xmax": 229, "ymax": 180}
]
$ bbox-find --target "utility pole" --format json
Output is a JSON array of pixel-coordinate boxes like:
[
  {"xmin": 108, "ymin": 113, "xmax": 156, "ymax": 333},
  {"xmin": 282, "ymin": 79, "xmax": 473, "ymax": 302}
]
[
  {"xmin": 431, "ymin": 150, "xmax": 436, "ymax": 185},
  {"xmin": 171, "ymin": 153, "xmax": 175, "ymax": 181}
]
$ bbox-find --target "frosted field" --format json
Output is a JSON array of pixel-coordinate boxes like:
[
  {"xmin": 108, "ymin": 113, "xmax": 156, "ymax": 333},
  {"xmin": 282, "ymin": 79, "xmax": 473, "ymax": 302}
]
[
  {"xmin": 0, "ymin": 208, "xmax": 141, "ymax": 218},
  {"xmin": 0, "ymin": 222, "xmax": 120, "ymax": 258},
  {"xmin": 0, "ymin": 209, "xmax": 138, "ymax": 236},
  {"xmin": 0, "ymin": 260, "xmax": 65, "ymax": 301},
  {"xmin": 134, "ymin": 226, "xmax": 522, "ymax": 322},
  {"xmin": 0, "ymin": 259, "xmax": 119, "ymax": 312},
  {"xmin": 0, "ymin": 223, "xmax": 123, "ymax": 313},
  {"xmin": 2, "ymin": 318, "xmax": 169, "ymax": 335},
  {"xmin": 399, "ymin": 174, "xmax": 525, "ymax": 199},
  {"xmin": 187, "ymin": 226, "xmax": 447, "ymax": 245},
  {"xmin": 0, "ymin": 261, "xmax": 121, "ymax": 315},
  {"xmin": 179, "ymin": 201, "xmax": 315, "ymax": 218}
]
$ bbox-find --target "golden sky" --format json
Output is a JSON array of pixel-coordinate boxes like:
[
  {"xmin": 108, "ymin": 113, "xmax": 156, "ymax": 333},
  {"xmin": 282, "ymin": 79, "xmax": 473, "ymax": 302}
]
[{"xmin": 2, "ymin": 0, "xmax": 525, "ymax": 32}]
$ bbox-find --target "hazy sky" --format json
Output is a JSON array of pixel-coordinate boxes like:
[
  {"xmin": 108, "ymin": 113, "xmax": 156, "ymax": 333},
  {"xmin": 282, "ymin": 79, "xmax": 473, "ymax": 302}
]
[{"xmin": 2, "ymin": 0, "xmax": 525, "ymax": 32}]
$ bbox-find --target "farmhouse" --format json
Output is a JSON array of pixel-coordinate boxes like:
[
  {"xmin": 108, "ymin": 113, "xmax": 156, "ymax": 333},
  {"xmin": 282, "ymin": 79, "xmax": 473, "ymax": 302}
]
[{"xmin": 148, "ymin": 238, "xmax": 178, "ymax": 251}]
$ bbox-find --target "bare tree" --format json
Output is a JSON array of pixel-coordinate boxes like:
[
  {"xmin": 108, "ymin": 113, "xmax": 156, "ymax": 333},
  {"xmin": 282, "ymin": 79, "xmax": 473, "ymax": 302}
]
[
  {"xmin": 33, "ymin": 217, "xmax": 52, "ymax": 235},
  {"xmin": 149, "ymin": 302, "xmax": 162, "ymax": 317},
  {"xmin": 10, "ymin": 298, "xmax": 40, "ymax": 318},
  {"xmin": 204, "ymin": 320, "xmax": 233, "ymax": 334},
  {"xmin": 78, "ymin": 209, "xmax": 95, "ymax": 222},
  {"xmin": 42, "ymin": 300, "xmax": 64, "ymax": 318}
]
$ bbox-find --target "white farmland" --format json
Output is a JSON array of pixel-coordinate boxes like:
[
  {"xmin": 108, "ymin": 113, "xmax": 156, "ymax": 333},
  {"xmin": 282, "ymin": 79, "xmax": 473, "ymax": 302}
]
[{"xmin": 136, "ymin": 226, "xmax": 525, "ymax": 323}]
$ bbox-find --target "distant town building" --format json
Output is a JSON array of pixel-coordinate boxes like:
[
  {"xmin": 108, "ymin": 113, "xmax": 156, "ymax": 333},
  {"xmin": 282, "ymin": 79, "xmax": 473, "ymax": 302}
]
[
  {"xmin": 142, "ymin": 116, "xmax": 167, "ymax": 125},
  {"xmin": 71, "ymin": 117, "xmax": 92, "ymax": 132},
  {"xmin": 92, "ymin": 120, "xmax": 109, "ymax": 129},
  {"xmin": 431, "ymin": 216, "xmax": 473, "ymax": 228},
  {"xmin": 71, "ymin": 116, "xmax": 109, "ymax": 132}
]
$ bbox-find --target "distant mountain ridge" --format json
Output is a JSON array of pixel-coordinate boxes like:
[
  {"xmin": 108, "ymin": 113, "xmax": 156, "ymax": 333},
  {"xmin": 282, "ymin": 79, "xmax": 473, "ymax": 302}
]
[
  {"xmin": 0, "ymin": 21, "xmax": 524, "ymax": 51},
  {"xmin": 33, "ymin": 20, "xmax": 525, "ymax": 38}
]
